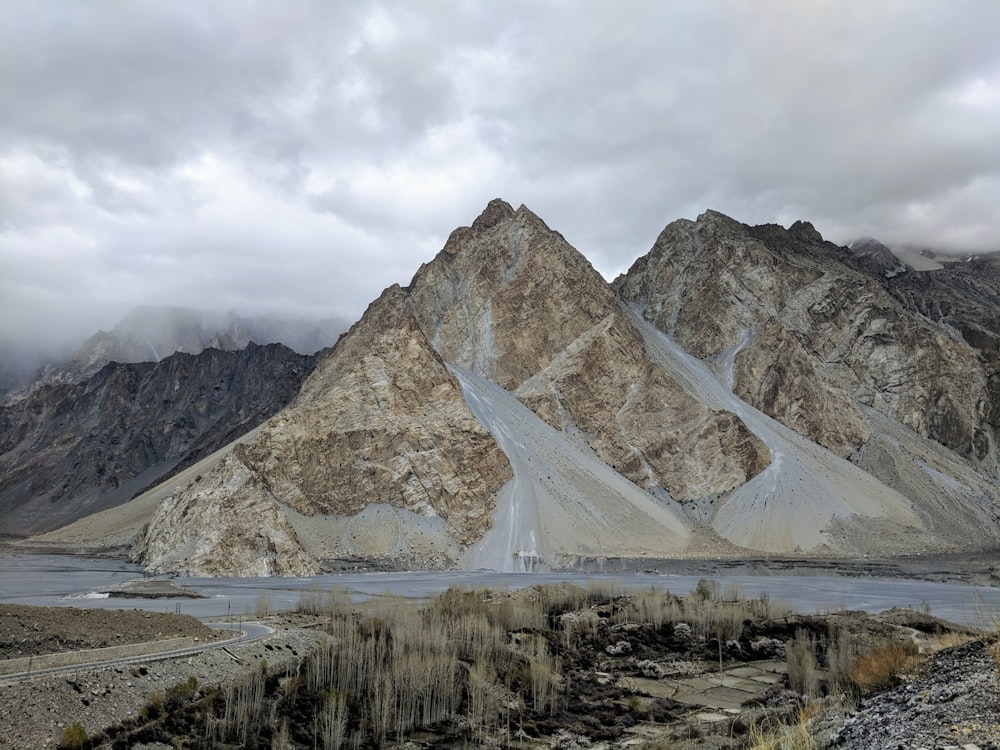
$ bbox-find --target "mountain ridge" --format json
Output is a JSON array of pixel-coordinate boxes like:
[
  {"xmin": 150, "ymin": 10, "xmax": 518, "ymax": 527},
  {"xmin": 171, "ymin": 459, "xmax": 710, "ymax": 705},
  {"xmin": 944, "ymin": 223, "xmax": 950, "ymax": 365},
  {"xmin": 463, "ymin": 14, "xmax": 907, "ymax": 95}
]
[{"xmin": 20, "ymin": 200, "xmax": 1000, "ymax": 575}]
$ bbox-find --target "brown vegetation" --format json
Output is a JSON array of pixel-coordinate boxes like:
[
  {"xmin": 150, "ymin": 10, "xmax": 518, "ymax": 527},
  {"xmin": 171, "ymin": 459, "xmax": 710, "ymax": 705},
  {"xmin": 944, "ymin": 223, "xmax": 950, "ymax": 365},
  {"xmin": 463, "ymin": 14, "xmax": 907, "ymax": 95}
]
[{"xmin": 845, "ymin": 641, "xmax": 921, "ymax": 694}]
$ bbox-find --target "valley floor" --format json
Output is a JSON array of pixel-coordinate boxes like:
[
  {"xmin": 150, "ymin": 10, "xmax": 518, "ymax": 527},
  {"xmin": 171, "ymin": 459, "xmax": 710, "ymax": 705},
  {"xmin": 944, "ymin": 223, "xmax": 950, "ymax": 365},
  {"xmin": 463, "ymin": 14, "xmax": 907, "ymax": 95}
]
[{"xmin": 2, "ymin": 584, "xmax": 999, "ymax": 749}]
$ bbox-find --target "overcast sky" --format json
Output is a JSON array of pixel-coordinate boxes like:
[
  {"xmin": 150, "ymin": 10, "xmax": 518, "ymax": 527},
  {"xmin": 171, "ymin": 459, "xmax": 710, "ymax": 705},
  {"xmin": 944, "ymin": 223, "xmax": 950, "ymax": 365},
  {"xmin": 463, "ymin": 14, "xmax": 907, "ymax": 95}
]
[{"xmin": 2, "ymin": 1, "xmax": 999, "ymax": 356}]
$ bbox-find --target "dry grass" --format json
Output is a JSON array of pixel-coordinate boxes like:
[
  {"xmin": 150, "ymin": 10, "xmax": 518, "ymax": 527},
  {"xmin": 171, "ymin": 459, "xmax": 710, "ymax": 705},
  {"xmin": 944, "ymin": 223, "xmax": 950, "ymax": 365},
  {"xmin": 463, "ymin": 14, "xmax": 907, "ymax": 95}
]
[
  {"xmin": 614, "ymin": 581, "xmax": 792, "ymax": 640},
  {"xmin": 296, "ymin": 585, "xmax": 568, "ymax": 747},
  {"xmin": 924, "ymin": 630, "xmax": 974, "ymax": 654},
  {"xmin": 845, "ymin": 641, "xmax": 920, "ymax": 694},
  {"xmin": 785, "ymin": 630, "xmax": 820, "ymax": 698},
  {"xmin": 746, "ymin": 706, "xmax": 820, "ymax": 750},
  {"xmin": 218, "ymin": 579, "xmax": 959, "ymax": 748},
  {"xmin": 988, "ymin": 627, "xmax": 1000, "ymax": 676}
]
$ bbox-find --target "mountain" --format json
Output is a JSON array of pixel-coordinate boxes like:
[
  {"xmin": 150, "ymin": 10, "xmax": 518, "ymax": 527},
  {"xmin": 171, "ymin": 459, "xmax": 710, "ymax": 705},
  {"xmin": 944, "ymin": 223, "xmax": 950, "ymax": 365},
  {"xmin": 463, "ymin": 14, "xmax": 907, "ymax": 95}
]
[
  {"xmin": 2, "ymin": 306, "xmax": 347, "ymax": 400},
  {"xmin": 27, "ymin": 201, "xmax": 1000, "ymax": 575},
  {"xmin": 615, "ymin": 212, "xmax": 997, "ymax": 477},
  {"xmin": 886, "ymin": 252, "xmax": 1000, "ymax": 346},
  {"xmin": 845, "ymin": 237, "xmax": 909, "ymax": 278},
  {"xmin": 0, "ymin": 343, "xmax": 319, "ymax": 537}
]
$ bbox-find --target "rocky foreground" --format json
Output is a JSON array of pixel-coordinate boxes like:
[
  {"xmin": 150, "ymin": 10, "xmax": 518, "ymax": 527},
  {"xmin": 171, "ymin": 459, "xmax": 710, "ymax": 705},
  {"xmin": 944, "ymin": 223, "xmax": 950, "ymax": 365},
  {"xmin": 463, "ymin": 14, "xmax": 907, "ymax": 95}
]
[
  {"xmin": 1, "ymin": 586, "xmax": 998, "ymax": 749},
  {"xmin": 831, "ymin": 638, "xmax": 1000, "ymax": 749}
]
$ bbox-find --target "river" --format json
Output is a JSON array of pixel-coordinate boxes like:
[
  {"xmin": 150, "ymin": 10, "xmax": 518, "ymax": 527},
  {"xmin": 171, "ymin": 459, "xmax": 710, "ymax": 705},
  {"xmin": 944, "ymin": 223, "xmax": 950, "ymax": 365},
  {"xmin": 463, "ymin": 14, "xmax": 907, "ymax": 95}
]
[{"xmin": 2, "ymin": 553, "xmax": 999, "ymax": 628}]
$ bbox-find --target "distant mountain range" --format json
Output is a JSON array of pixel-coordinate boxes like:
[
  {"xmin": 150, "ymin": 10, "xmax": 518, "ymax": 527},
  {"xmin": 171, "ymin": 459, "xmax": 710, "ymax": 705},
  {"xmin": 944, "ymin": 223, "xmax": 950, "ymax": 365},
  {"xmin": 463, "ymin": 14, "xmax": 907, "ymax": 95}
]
[
  {"xmin": 11, "ymin": 200, "xmax": 1000, "ymax": 575},
  {"xmin": 0, "ymin": 306, "xmax": 347, "ymax": 537},
  {"xmin": 1, "ymin": 306, "xmax": 347, "ymax": 398}
]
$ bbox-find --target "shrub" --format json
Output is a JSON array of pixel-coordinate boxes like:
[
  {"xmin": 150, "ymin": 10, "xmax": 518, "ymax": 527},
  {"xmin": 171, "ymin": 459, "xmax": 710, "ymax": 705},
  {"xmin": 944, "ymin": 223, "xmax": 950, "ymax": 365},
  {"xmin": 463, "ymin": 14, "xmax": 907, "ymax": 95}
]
[
  {"xmin": 164, "ymin": 676, "xmax": 199, "ymax": 711},
  {"xmin": 786, "ymin": 631, "xmax": 820, "ymax": 698},
  {"xmin": 59, "ymin": 722, "xmax": 87, "ymax": 749},
  {"xmin": 693, "ymin": 578, "xmax": 720, "ymax": 602},
  {"xmin": 846, "ymin": 641, "xmax": 919, "ymax": 694},
  {"xmin": 139, "ymin": 688, "xmax": 165, "ymax": 720}
]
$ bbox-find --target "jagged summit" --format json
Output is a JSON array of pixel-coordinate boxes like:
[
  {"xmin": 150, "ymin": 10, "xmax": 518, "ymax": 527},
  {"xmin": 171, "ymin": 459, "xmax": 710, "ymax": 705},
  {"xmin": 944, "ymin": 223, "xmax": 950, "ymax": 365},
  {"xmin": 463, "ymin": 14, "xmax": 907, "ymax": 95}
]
[
  {"xmin": 694, "ymin": 208, "xmax": 747, "ymax": 231},
  {"xmin": 471, "ymin": 197, "xmax": 515, "ymax": 230},
  {"xmin": 409, "ymin": 198, "xmax": 617, "ymax": 387},
  {"xmin": 847, "ymin": 237, "xmax": 908, "ymax": 278},
  {"xmin": 788, "ymin": 220, "xmax": 824, "ymax": 243},
  {"xmin": 616, "ymin": 209, "xmax": 994, "ymax": 471}
]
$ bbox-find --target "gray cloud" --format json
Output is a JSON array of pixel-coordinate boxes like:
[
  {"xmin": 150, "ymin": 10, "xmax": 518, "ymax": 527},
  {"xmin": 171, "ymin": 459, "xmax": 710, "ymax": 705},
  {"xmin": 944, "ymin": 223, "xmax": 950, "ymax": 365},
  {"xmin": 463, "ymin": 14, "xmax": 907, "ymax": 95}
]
[{"xmin": 2, "ymin": 0, "xmax": 998, "ymax": 355}]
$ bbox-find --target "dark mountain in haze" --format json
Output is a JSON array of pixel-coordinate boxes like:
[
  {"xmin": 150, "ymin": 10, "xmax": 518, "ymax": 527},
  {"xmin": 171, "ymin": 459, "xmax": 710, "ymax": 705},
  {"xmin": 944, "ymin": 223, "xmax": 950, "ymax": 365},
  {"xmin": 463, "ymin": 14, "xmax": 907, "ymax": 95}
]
[
  {"xmin": 844, "ymin": 237, "xmax": 908, "ymax": 278},
  {"xmin": 0, "ymin": 343, "xmax": 320, "ymax": 536},
  {"xmin": 1, "ymin": 306, "xmax": 348, "ymax": 400},
  {"xmin": 882, "ymin": 253, "xmax": 1000, "ymax": 353}
]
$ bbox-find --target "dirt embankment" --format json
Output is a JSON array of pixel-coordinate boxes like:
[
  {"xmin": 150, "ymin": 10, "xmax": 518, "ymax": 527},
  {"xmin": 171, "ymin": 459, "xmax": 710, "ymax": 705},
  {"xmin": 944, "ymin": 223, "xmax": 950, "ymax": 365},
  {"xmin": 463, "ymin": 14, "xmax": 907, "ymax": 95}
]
[{"xmin": 0, "ymin": 605, "xmax": 221, "ymax": 660}]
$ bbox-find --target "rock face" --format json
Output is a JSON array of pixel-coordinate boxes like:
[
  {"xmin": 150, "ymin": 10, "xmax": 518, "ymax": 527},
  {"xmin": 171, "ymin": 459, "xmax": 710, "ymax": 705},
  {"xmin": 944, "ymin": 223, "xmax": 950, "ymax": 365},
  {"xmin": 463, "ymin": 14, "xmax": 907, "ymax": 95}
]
[
  {"xmin": 880, "ymin": 252, "xmax": 1000, "ymax": 474},
  {"xmin": 130, "ymin": 287, "xmax": 512, "ymax": 575},
  {"xmin": 0, "ymin": 343, "xmax": 318, "ymax": 536},
  {"xmin": 614, "ymin": 211, "xmax": 993, "ymax": 477},
  {"xmin": 239, "ymin": 293, "xmax": 512, "ymax": 548},
  {"xmin": 130, "ymin": 451, "xmax": 322, "ymax": 577},
  {"xmin": 409, "ymin": 200, "xmax": 769, "ymax": 501}
]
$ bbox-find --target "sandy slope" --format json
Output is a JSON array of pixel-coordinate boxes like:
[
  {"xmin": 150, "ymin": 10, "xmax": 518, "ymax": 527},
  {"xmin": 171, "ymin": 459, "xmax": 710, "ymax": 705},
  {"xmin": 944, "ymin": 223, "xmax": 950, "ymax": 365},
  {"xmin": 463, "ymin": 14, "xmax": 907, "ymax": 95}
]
[
  {"xmin": 625, "ymin": 305, "xmax": 932, "ymax": 553},
  {"xmin": 453, "ymin": 367, "xmax": 690, "ymax": 570}
]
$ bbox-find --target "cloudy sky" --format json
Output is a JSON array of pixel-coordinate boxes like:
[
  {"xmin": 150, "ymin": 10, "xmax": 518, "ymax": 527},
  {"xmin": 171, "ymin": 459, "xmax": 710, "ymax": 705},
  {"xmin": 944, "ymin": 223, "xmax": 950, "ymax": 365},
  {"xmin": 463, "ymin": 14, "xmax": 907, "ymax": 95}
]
[{"xmin": 2, "ymin": 1, "xmax": 999, "ymax": 356}]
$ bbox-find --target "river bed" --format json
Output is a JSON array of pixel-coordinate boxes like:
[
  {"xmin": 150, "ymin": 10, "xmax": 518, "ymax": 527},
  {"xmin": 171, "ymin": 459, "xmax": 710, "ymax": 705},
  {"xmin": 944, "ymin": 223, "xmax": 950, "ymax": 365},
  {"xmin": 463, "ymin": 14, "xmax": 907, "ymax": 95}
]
[{"xmin": 3, "ymin": 553, "xmax": 1000, "ymax": 627}]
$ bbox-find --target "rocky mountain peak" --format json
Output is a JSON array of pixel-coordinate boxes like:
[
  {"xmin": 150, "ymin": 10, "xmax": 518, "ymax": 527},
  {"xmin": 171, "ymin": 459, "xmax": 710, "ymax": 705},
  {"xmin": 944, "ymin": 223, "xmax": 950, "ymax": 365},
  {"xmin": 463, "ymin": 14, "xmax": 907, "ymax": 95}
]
[
  {"xmin": 407, "ymin": 200, "xmax": 618, "ymax": 387},
  {"xmin": 26, "ymin": 202, "xmax": 1000, "ymax": 575},
  {"xmin": 694, "ymin": 209, "xmax": 751, "ymax": 236},
  {"xmin": 848, "ymin": 237, "xmax": 908, "ymax": 278},
  {"xmin": 471, "ymin": 197, "xmax": 516, "ymax": 230},
  {"xmin": 788, "ymin": 220, "xmax": 824, "ymax": 244}
]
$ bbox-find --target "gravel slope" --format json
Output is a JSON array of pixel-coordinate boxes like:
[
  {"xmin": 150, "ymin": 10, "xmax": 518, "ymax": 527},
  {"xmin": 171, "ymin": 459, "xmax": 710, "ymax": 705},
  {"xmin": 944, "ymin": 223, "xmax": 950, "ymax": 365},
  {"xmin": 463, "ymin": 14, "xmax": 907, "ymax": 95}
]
[
  {"xmin": 453, "ymin": 366, "xmax": 690, "ymax": 570},
  {"xmin": 831, "ymin": 639, "xmax": 1000, "ymax": 749}
]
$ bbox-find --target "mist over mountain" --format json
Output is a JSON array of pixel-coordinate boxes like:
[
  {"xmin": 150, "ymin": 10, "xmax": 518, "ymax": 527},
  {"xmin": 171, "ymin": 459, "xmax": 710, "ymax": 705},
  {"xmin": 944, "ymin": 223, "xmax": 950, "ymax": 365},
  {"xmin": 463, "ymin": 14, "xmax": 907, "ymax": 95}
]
[
  {"xmin": 18, "ymin": 201, "xmax": 1000, "ymax": 576},
  {"xmin": 1, "ymin": 306, "xmax": 348, "ymax": 400}
]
